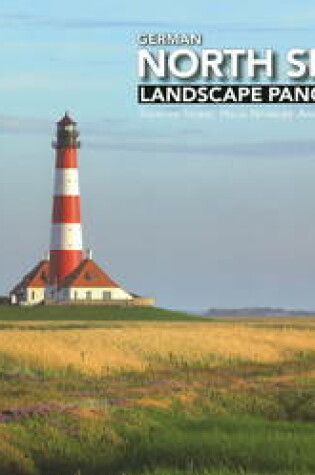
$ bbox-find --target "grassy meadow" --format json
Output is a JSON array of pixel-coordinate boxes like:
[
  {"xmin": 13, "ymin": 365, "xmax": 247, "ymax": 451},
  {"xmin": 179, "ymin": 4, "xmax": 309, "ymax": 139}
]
[{"xmin": 0, "ymin": 306, "xmax": 314, "ymax": 474}]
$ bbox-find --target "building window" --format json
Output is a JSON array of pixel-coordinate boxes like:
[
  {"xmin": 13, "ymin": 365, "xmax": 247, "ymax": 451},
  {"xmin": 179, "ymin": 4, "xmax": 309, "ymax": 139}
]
[
  {"xmin": 74, "ymin": 291, "xmax": 78, "ymax": 300},
  {"xmin": 31, "ymin": 291, "xmax": 35, "ymax": 300},
  {"xmin": 103, "ymin": 291, "xmax": 111, "ymax": 300},
  {"xmin": 86, "ymin": 291, "xmax": 92, "ymax": 300}
]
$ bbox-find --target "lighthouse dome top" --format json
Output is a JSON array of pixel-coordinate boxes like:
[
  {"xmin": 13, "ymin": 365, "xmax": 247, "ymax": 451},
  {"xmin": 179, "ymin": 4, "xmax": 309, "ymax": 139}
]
[
  {"xmin": 53, "ymin": 112, "xmax": 80, "ymax": 149},
  {"xmin": 57, "ymin": 112, "xmax": 77, "ymax": 126}
]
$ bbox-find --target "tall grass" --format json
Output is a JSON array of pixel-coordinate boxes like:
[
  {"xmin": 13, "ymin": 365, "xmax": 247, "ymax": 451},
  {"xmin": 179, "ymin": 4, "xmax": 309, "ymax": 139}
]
[
  {"xmin": 0, "ymin": 315, "xmax": 314, "ymax": 475},
  {"xmin": 0, "ymin": 322, "xmax": 314, "ymax": 375},
  {"xmin": 2, "ymin": 410, "xmax": 315, "ymax": 475}
]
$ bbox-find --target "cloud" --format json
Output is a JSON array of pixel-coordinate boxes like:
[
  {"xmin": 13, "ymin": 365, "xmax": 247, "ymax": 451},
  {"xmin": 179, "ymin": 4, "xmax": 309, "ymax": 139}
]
[
  {"xmin": 85, "ymin": 135, "xmax": 315, "ymax": 158},
  {"xmin": 1, "ymin": 113, "xmax": 315, "ymax": 160},
  {"xmin": 0, "ymin": 115, "xmax": 129, "ymax": 136},
  {"xmin": 0, "ymin": 115, "xmax": 51, "ymax": 134},
  {"xmin": 0, "ymin": 14, "xmax": 168, "ymax": 30},
  {"xmin": 0, "ymin": 13, "xmax": 315, "ymax": 33}
]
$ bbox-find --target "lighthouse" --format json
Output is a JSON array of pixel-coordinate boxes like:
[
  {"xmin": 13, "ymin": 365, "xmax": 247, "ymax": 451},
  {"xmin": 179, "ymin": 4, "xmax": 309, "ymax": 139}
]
[
  {"xmin": 10, "ymin": 113, "xmax": 155, "ymax": 306},
  {"xmin": 50, "ymin": 113, "xmax": 83, "ymax": 286}
]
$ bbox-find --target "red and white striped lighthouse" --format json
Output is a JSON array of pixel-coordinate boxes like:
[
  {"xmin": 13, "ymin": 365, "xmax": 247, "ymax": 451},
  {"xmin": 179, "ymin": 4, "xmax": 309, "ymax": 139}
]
[
  {"xmin": 49, "ymin": 112, "xmax": 84, "ymax": 286},
  {"xmin": 10, "ymin": 112, "xmax": 154, "ymax": 306}
]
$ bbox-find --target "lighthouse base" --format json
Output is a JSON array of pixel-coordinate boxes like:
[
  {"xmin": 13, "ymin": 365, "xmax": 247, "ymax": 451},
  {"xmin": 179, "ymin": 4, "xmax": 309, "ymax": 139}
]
[
  {"xmin": 10, "ymin": 257, "xmax": 155, "ymax": 307},
  {"xmin": 45, "ymin": 284, "xmax": 133, "ymax": 304},
  {"xmin": 43, "ymin": 297, "xmax": 155, "ymax": 306}
]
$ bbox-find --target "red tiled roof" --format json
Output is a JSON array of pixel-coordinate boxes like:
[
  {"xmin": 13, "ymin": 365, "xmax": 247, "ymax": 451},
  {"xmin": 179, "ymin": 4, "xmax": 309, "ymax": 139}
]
[
  {"xmin": 11, "ymin": 260, "xmax": 49, "ymax": 293},
  {"xmin": 58, "ymin": 259, "xmax": 119, "ymax": 288},
  {"xmin": 11, "ymin": 258, "xmax": 120, "ymax": 293}
]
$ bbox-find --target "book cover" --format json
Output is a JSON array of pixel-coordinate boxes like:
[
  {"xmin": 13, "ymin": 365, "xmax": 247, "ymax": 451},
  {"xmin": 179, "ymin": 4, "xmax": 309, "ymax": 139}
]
[{"xmin": 0, "ymin": 2, "xmax": 314, "ymax": 475}]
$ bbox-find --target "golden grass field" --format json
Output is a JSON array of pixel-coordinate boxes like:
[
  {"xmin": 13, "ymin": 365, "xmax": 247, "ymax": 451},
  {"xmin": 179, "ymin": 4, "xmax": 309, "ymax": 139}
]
[
  {"xmin": 1, "ymin": 319, "xmax": 314, "ymax": 375},
  {"xmin": 0, "ymin": 316, "xmax": 315, "ymax": 475}
]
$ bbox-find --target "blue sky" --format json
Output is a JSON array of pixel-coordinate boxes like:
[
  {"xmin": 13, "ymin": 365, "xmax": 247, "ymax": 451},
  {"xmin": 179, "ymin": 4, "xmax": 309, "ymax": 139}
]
[{"xmin": 2, "ymin": 1, "xmax": 315, "ymax": 310}]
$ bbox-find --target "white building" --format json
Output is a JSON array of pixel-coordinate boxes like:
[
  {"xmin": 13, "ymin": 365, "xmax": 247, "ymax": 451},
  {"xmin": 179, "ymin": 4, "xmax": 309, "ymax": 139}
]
[{"xmin": 10, "ymin": 259, "xmax": 49, "ymax": 305}]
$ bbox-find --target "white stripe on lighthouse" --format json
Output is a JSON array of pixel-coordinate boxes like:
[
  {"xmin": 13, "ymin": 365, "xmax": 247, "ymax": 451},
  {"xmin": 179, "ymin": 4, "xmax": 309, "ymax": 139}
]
[
  {"xmin": 54, "ymin": 169, "xmax": 80, "ymax": 196},
  {"xmin": 50, "ymin": 223, "xmax": 83, "ymax": 250}
]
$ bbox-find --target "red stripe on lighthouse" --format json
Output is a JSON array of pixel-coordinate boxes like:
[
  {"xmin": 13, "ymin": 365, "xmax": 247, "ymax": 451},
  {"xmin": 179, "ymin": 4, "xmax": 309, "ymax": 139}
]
[
  {"xmin": 53, "ymin": 196, "xmax": 81, "ymax": 223},
  {"xmin": 50, "ymin": 250, "xmax": 83, "ymax": 285},
  {"xmin": 56, "ymin": 148, "xmax": 78, "ymax": 168}
]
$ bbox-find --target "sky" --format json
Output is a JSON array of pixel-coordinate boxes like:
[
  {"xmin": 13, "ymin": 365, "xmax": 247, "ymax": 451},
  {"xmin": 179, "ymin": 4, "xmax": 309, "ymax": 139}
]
[{"xmin": 2, "ymin": 1, "xmax": 315, "ymax": 310}]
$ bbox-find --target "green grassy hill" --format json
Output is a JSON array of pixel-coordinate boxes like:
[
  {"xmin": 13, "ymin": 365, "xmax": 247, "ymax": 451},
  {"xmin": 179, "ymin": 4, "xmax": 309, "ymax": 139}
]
[{"xmin": 0, "ymin": 305, "xmax": 205, "ymax": 321}]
